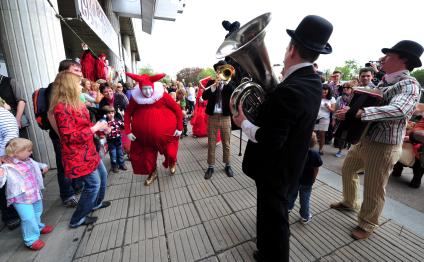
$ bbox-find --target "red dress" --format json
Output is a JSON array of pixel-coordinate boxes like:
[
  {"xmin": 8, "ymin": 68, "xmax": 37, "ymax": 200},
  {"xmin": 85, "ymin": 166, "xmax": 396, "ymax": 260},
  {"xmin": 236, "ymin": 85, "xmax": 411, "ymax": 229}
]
[
  {"xmin": 124, "ymin": 85, "xmax": 183, "ymax": 175},
  {"xmin": 54, "ymin": 103, "xmax": 100, "ymax": 179}
]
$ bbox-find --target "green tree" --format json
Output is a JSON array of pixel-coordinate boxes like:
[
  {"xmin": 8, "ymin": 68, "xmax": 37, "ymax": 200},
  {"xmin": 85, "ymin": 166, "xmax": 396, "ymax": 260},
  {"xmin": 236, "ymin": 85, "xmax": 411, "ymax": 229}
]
[
  {"xmin": 196, "ymin": 68, "xmax": 215, "ymax": 83},
  {"xmin": 334, "ymin": 60, "xmax": 360, "ymax": 81},
  {"xmin": 412, "ymin": 68, "xmax": 424, "ymax": 86},
  {"xmin": 138, "ymin": 66, "xmax": 154, "ymax": 75},
  {"xmin": 176, "ymin": 67, "xmax": 203, "ymax": 85}
]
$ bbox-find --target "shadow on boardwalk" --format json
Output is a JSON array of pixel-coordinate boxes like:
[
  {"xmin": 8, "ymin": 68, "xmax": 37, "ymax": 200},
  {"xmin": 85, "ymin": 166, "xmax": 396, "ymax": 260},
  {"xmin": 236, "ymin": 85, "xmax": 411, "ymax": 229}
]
[{"xmin": 1, "ymin": 133, "xmax": 424, "ymax": 261}]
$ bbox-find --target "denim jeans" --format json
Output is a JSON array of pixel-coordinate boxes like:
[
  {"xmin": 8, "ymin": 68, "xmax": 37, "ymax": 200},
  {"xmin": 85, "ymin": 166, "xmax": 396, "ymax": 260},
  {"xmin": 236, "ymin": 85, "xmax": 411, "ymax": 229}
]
[
  {"xmin": 94, "ymin": 160, "xmax": 108, "ymax": 209},
  {"xmin": 107, "ymin": 137, "xmax": 124, "ymax": 167},
  {"xmin": 69, "ymin": 164, "xmax": 102, "ymax": 227},
  {"xmin": 51, "ymin": 135, "xmax": 76, "ymax": 201},
  {"xmin": 13, "ymin": 200, "xmax": 44, "ymax": 246},
  {"xmin": 288, "ymin": 184, "xmax": 313, "ymax": 219}
]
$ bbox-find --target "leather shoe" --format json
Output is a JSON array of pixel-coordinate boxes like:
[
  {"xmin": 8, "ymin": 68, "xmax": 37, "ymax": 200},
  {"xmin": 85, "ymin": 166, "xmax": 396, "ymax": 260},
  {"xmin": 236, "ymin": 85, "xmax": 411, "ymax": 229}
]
[
  {"xmin": 352, "ymin": 226, "xmax": 372, "ymax": 240},
  {"xmin": 204, "ymin": 167, "xmax": 214, "ymax": 179},
  {"xmin": 225, "ymin": 165, "xmax": 234, "ymax": 177},
  {"xmin": 330, "ymin": 202, "xmax": 355, "ymax": 211},
  {"xmin": 253, "ymin": 251, "xmax": 266, "ymax": 262},
  {"xmin": 170, "ymin": 164, "xmax": 177, "ymax": 175}
]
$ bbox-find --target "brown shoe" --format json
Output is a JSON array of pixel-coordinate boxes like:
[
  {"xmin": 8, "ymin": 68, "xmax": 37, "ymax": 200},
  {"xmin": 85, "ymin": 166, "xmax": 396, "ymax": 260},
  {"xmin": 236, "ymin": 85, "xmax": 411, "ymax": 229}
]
[
  {"xmin": 330, "ymin": 202, "xmax": 355, "ymax": 211},
  {"xmin": 144, "ymin": 170, "xmax": 158, "ymax": 186},
  {"xmin": 352, "ymin": 227, "xmax": 372, "ymax": 240},
  {"xmin": 170, "ymin": 164, "xmax": 176, "ymax": 175}
]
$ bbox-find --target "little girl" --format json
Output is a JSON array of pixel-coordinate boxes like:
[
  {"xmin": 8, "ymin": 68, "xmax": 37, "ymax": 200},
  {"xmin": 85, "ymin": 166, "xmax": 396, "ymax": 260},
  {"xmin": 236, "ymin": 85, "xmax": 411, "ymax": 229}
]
[{"xmin": 0, "ymin": 138, "xmax": 53, "ymax": 250}]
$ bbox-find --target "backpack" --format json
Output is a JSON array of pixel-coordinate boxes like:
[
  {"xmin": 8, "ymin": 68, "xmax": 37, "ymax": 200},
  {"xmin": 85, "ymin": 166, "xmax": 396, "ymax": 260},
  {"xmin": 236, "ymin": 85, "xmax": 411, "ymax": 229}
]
[{"xmin": 32, "ymin": 87, "xmax": 51, "ymax": 130}]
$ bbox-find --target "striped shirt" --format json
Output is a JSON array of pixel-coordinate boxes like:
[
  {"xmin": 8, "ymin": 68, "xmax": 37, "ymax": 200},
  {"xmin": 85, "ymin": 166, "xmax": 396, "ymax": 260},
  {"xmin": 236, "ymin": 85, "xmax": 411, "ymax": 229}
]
[
  {"xmin": 0, "ymin": 107, "xmax": 19, "ymax": 156},
  {"xmin": 362, "ymin": 71, "xmax": 421, "ymax": 145}
]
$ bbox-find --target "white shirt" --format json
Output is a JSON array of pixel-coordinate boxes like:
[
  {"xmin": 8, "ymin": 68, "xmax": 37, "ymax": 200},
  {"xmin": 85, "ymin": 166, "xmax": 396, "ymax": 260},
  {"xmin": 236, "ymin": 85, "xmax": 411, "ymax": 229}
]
[
  {"xmin": 187, "ymin": 87, "xmax": 196, "ymax": 102},
  {"xmin": 241, "ymin": 62, "xmax": 313, "ymax": 143}
]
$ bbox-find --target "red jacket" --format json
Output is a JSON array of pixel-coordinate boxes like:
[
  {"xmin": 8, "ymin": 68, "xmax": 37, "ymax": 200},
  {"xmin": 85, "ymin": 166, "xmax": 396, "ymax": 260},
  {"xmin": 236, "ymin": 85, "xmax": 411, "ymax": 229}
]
[{"xmin": 54, "ymin": 103, "xmax": 100, "ymax": 179}]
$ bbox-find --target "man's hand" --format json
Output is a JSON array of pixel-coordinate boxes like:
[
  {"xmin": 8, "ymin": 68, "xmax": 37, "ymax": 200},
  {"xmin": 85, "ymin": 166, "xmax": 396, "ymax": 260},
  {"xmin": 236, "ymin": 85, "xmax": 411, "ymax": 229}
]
[
  {"xmin": 173, "ymin": 130, "xmax": 182, "ymax": 136},
  {"xmin": 355, "ymin": 109, "xmax": 364, "ymax": 119},
  {"xmin": 127, "ymin": 133, "xmax": 136, "ymax": 141},
  {"xmin": 232, "ymin": 103, "xmax": 246, "ymax": 127},
  {"xmin": 335, "ymin": 106, "xmax": 350, "ymax": 120},
  {"xmin": 42, "ymin": 167, "xmax": 49, "ymax": 174}
]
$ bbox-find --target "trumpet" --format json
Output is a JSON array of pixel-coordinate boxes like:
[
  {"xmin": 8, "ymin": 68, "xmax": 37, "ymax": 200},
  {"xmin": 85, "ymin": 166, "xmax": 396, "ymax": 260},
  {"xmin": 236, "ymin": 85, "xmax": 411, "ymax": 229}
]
[{"xmin": 217, "ymin": 64, "xmax": 235, "ymax": 82}]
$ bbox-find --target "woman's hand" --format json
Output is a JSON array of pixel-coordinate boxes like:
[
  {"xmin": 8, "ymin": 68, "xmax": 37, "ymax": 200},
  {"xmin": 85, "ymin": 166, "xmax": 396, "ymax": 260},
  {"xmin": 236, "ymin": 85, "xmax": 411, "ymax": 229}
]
[
  {"xmin": 91, "ymin": 121, "xmax": 108, "ymax": 133},
  {"xmin": 335, "ymin": 106, "xmax": 350, "ymax": 120},
  {"xmin": 42, "ymin": 167, "xmax": 49, "ymax": 174}
]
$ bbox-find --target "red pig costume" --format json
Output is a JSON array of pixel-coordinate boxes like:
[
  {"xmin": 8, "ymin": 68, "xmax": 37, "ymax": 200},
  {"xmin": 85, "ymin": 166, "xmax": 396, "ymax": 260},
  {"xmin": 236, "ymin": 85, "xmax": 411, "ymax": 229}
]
[{"xmin": 124, "ymin": 73, "xmax": 183, "ymax": 184}]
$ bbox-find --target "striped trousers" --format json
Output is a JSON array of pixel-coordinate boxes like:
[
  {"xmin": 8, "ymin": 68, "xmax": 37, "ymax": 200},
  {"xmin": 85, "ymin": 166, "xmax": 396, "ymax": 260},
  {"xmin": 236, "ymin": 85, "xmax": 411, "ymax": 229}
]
[
  {"xmin": 207, "ymin": 114, "xmax": 231, "ymax": 165},
  {"xmin": 341, "ymin": 137, "xmax": 401, "ymax": 232}
]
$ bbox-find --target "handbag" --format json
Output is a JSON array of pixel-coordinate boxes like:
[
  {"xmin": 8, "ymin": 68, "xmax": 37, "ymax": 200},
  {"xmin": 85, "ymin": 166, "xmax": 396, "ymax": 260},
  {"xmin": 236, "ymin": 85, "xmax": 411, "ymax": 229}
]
[{"xmin": 399, "ymin": 142, "xmax": 415, "ymax": 167}]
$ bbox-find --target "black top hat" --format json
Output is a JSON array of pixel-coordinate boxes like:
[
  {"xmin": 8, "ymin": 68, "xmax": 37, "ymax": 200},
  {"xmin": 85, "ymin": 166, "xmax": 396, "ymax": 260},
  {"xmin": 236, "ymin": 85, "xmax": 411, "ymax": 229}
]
[
  {"xmin": 286, "ymin": 15, "xmax": 333, "ymax": 54},
  {"xmin": 382, "ymin": 40, "xmax": 423, "ymax": 68}
]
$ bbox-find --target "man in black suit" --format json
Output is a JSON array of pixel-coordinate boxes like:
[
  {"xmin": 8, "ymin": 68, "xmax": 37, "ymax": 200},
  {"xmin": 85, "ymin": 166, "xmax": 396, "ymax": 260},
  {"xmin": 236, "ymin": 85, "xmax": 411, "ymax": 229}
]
[
  {"xmin": 203, "ymin": 60, "xmax": 236, "ymax": 179},
  {"xmin": 233, "ymin": 15, "xmax": 334, "ymax": 261}
]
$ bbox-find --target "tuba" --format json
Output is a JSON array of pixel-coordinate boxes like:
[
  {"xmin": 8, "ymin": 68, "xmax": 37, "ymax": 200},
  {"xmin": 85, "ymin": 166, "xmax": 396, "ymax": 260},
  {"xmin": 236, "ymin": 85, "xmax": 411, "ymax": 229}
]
[{"xmin": 216, "ymin": 13, "xmax": 278, "ymax": 124}]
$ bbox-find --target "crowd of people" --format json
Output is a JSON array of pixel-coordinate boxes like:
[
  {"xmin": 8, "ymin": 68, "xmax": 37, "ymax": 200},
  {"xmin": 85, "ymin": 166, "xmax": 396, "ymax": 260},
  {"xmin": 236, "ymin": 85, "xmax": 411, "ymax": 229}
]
[{"xmin": 0, "ymin": 13, "xmax": 423, "ymax": 262}]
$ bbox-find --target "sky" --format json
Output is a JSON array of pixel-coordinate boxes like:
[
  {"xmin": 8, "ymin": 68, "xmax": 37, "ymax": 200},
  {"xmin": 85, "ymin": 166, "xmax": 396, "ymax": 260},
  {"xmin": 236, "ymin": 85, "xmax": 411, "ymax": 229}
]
[{"xmin": 137, "ymin": 0, "xmax": 424, "ymax": 79}]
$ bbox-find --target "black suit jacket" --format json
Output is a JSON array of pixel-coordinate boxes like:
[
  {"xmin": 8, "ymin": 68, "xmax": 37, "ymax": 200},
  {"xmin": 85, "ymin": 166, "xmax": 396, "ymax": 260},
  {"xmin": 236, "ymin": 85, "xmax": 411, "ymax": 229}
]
[
  {"xmin": 202, "ymin": 80, "xmax": 236, "ymax": 116},
  {"xmin": 242, "ymin": 66, "xmax": 322, "ymax": 189}
]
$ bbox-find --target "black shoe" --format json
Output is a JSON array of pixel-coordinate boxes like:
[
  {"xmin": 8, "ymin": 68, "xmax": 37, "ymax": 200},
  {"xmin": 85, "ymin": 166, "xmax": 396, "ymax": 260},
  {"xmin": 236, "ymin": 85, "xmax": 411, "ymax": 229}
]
[
  {"xmin": 204, "ymin": 167, "xmax": 214, "ymax": 179},
  {"xmin": 112, "ymin": 166, "xmax": 119, "ymax": 173},
  {"xmin": 409, "ymin": 178, "xmax": 421, "ymax": 188},
  {"xmin": 391, "ymin": 170, "xmax": 402, "ymax": 177},
  {"xmin": 253, "ymin": 251, "xmax": 267, "ymax": 262},
  {"xmin": 6, "ymin": 218, "xmax": 20, "ymax": 230},
  {"xmin": 225, "ymin": 166, "xmax": 234, "ymax": 177},
  {"xmin": 93, "ymin": 201, "xmax": 111, "ymax": 210},
  {"xmin": 119, "ymin": 165, "xmax": 128, "ymax": 171},
  {"xmin": 70, "ymin": 216, "xmax": 97, "ymax": 228}
]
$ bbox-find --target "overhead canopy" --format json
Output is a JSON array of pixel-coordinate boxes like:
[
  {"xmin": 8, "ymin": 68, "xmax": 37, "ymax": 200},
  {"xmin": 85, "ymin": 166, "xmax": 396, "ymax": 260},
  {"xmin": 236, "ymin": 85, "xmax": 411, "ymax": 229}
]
[{"xmin": 112, "ymin": 0, "xmax": 185, "ymax": 34}]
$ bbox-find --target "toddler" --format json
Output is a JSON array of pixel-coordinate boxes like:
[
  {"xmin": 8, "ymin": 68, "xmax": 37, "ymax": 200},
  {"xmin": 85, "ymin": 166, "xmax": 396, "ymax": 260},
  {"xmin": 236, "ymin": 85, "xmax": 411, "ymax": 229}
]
[
  {"xmin": 288, "ymin": 132, "xmax": 323, "ymax": 224},
  {"xmin": 0, "ymin": 138, "xmax": 53, "ymax": 250},
  {"xmin": 102, "ymin": 106, "xmax": 126, "ymax": 173}
]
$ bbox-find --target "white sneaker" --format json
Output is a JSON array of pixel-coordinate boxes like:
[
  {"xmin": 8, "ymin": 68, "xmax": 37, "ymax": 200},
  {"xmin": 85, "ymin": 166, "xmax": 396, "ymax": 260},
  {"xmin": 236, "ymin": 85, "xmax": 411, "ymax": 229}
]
[{"xmin": 300, "ymin": 214, "xmax": 312, "ymax": 224}]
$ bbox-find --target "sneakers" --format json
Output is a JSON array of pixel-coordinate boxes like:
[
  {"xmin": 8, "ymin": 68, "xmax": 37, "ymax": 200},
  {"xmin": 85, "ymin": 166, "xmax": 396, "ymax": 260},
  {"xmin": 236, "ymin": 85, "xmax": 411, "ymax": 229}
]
[
  {"xmin": 40, "ymin": 225, "xmax": 54, "ymax": 234},
  {"xmin": 6, "ymin": 218, "xmax": 20, "ymax": 230},
  {"xmin": 28, "ymin": 239, "xmax": 45, "ymax": 251},
  {"xmin": 300, "ymin": 215, "xmax": 312, "ymax": 224},
  {"xmin": 63, "ymin": 196, "xmax": 78, "ymax": 208},
  {"xmin": 335, "ymin": 151, "xmax": 344, "ymax": 158},
  {"xmin": 69, "ymin": 216, "xmax": 98, "ymax": 228},
  {"xmin": 93, "ymin": 201, "xmax": 111, "ymax": 210}
]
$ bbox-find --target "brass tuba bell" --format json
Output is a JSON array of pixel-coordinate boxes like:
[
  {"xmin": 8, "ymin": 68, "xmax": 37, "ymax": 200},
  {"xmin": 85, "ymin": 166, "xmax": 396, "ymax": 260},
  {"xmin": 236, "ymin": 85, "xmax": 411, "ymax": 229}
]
[{"xmin": 216, "ymin": 13, "xmax": 278, "ymax": 125}]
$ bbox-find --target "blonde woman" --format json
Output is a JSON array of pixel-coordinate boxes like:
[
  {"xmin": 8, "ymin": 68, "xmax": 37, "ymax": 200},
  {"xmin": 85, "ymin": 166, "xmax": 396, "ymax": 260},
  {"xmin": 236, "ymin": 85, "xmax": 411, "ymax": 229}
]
[{"xmin": 49, "ymin": 71, "xmax": 110, "ymax": 228}]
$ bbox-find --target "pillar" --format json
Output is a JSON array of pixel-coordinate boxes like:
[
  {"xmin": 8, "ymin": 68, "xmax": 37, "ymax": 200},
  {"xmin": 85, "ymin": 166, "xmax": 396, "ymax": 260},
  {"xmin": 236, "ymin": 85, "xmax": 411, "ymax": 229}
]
[{"xmin": 0, "ymin": 0, "xmax": 66, "ymax": 167}]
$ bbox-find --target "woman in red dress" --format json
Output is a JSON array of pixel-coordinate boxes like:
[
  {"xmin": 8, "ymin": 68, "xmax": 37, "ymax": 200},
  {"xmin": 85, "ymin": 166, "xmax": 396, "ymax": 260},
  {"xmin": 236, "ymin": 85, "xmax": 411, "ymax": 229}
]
[{"xmin": 190, "ymin": 77, "xmax": 221, "ymax": 141}]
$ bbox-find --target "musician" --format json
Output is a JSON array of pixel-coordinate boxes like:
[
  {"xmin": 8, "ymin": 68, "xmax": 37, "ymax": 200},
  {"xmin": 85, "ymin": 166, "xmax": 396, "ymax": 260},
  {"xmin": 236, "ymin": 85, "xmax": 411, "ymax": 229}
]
[
  {"xmin": 233, "ymin": 15, "xmax": 333, "ymax": 261},
  {"xmin": 202, "ymin": 60, "xmax": 236, "ymax": 179},
  {"xmin": 331, "ymin": 40, "xmax": 423, "ymax": 240}
]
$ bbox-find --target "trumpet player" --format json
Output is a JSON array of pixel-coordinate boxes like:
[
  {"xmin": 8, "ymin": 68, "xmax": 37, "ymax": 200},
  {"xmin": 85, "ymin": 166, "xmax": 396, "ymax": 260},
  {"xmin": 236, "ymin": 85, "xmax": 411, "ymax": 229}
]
[
  {"xmin": 202, "ymin": 60, "xmax": 236, "ymax": 179},
  {"xmin": 233, "ymin": 15, "xmax": 333, "ymax": 262}
]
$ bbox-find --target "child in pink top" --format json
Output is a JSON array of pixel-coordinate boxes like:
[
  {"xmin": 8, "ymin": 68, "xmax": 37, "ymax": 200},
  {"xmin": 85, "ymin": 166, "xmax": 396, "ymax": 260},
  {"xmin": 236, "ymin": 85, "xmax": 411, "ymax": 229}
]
[{"xmin": 0, "ymin": 138, "xmax": 53, "ymax": 250}]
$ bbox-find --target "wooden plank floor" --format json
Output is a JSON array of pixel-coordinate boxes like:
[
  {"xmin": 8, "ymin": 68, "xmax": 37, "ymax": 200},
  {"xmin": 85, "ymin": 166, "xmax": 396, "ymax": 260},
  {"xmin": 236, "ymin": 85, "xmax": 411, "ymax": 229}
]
[{"xmin": 1, "ymin": 131, "xmax": 424, "ymax": 262}]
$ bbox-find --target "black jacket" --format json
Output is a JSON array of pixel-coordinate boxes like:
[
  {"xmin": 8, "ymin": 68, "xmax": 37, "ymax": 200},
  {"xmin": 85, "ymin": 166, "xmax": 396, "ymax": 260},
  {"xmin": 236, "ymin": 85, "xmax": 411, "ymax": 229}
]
[
  {"xmin": 202, "ymin": 80, "xmax": 236, "ymax": 116},
  {"xmin": 242, "ymin": 66, "xmax": 322, "ymax": 189}
]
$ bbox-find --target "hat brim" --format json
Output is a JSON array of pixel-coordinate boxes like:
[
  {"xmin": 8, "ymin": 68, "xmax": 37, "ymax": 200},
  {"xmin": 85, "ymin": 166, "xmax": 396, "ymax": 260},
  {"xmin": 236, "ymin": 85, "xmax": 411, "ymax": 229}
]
[
  {"xmin": 381, "ymin": 48, "xmax": 422, "ymax": 68},
  {"xmin": 286, "ymin": 29, "xmax": 332, "ymax": 54}
]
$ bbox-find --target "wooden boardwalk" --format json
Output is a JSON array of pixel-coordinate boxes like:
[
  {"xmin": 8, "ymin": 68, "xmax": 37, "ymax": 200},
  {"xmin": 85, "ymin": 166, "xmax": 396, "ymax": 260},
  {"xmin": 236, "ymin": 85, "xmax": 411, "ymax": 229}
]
[{"xmin": 1, "ymin": 134, "xmax": 424, "ymax": 262}]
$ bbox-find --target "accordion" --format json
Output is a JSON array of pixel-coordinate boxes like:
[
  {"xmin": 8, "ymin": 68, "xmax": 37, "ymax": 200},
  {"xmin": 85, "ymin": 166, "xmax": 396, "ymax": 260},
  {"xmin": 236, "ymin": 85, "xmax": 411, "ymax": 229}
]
[{"xmin": 334, "ymin": 88, "xmax": 383, "ymax": 145}]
